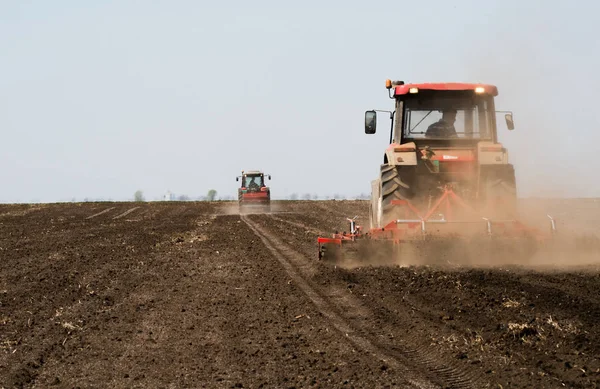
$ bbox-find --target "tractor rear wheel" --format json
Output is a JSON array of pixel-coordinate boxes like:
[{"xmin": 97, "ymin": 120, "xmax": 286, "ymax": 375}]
[
  {"xmin": 482, "ymin": 165, "xmax": 517, "ymax": 219},
  {"xmin": 379, "ymin": 164, "xmax": 415, "ymax": 227}
]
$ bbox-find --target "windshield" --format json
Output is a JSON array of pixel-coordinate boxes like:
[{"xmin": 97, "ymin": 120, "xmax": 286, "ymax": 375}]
[
  {"xmin": 243, "ymin": 175, "xmax": 263, "ymax": 188},
  {"xmin": 402, "ymin": 95, "xmax": 493, "ymax": 140}
]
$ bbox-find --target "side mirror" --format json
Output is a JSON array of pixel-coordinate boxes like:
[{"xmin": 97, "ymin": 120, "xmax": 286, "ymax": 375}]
[
  {"xmin": 268, "ymin": 175, "xmax": 271, "ymax": 180},
  {"xmin": 236, "ymin": 177, "xmax": 239, "ymax": 182},
  {"xmin": 365, "ymin": 110, "xmax": 377, "ymax": 134},
  {"xmin": 505, "ymin": 113, "xmax": 515, "ymax": 130}
]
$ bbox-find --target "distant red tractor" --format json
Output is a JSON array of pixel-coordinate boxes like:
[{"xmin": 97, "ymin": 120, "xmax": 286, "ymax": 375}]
[{"xmin": 236, "ymin": 170, "xmax": 272, "ymax": 213}]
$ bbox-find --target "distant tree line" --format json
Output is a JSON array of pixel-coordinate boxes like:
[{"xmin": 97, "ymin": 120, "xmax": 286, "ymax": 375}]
[
  {"xmin": 286, "ymin": 193, "xmax": 370, "ymax": 200},
  {"xmin": 131, "ymin": 190, "xmax": 369, "ymax": 202},
  {"xmin": 130, "ymin": 189, "xmax": 230, "ymax": 202},
  {"xmin": 70, "ymin": 190, "xmax": 370, "ymax": 203}
]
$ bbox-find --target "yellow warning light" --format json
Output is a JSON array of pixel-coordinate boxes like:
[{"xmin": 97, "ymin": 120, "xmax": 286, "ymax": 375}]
[
  {"xmin": 475, "ymin": 86, "xmax": 485, "ymax": 93},
  {"xmin": 409, "ymin": 87, "xmax": 419, "ymax": 94},
  {"xmin": 385, "ymin": 79, "xmax": 392, "ymax": 89}
]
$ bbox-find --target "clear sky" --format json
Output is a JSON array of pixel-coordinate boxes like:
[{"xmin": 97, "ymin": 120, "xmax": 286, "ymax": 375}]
[{"xmin": 1, "ymin": 0, "xmax": 598, "ymax": 202}]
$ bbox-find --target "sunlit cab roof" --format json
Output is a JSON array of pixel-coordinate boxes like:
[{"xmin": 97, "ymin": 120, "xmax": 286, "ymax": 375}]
[{"xmin": 393, "ymin": 83, "xmax": 498, "ymax": 97}]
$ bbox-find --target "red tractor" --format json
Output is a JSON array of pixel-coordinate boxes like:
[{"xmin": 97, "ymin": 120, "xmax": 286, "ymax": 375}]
[
  {"xmin": 236, "ymin": 170, "xmax": 272, "ymax": 213},
  {"xmin": 317, "ymin": 80, "xmax": 556, "ymax": 263},
  {"xmin": 318, "ymin": 80, "xmax": 600, "ymax": 264},
  {"xmin": 365, "ymin": 80, "xmax": 518, "ymax": 229}
]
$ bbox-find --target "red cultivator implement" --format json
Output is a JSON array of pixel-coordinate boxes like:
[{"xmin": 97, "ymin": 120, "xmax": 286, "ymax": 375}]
[{"xmin": 317, "ymin": 188, "xmax": 558, "ymax": 265}]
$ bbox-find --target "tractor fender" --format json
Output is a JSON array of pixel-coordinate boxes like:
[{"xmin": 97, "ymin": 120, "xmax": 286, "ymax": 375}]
[
  {"xmin": 370, "ymin": 179, "xmax": 381, "ymax": 229},
  {"xmin": 478, "ymin": 141, "xmax": 509, "ymax": 165},
  {"xmin": 385, "ymin": 142, "xmax": 418, "ymax": 166}
]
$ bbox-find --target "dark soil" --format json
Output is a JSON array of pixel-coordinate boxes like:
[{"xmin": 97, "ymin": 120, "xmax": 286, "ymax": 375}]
[{"xmin": 1, "ymin": 200, "xmax": 599, "ymax": 388}]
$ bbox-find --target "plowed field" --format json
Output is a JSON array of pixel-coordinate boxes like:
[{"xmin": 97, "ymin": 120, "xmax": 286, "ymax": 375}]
[{"xmin": 1, "ymin": 200, "xmax": 599, "ymax": 388}]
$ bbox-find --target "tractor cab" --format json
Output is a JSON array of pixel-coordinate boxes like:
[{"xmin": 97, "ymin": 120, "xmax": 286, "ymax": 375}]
[
  {"xmin": 236, "ymin": 170, "xmax": 272, "ymax": 213},
  {"xmin": 243, "ymin": 174, "xmax": 263, "ymax": 191},
  {"xmin": 364, "ymin": 81, "xmax": 515, "ymax": 150},
  {"xmin": 237, "ymin": 171, "xmax": 271, "ymax": 192},
  {"xmin": 363, "ymin": 80, "xmax": 520, "ymax": 228}
]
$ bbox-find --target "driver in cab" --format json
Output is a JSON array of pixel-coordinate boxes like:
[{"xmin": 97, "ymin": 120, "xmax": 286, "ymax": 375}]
[
  {"xmin": 247, "ymin": 177, "xmax": 260, "ymax": 190},
  {"xmin": 426, "ymin": 109, "xmax": 458, "ymax": 138}
]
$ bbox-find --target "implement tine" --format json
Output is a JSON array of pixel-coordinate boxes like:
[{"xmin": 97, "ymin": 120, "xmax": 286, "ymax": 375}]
[{"xmin": 547, "ymin": 214, "xmax": 557, "ymax": 235}]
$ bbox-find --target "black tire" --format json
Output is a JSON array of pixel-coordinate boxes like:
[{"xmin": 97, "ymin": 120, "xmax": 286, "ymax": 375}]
[
  {"xmin": 379, "ymin": 164, "xmax": 415, "ymax": 226},
  {"xmin": 319, "ymin": 243, "xmax": 342, "ymax": 263}
]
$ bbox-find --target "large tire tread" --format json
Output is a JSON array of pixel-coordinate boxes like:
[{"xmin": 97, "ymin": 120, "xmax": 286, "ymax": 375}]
[{"xmin": 379, "ymin": 165, "xmax": 413, "ymax": 226}]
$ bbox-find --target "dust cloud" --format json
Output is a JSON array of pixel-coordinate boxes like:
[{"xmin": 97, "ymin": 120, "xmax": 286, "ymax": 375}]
[
  {"xmin": 455, "ymin": 8, "xmax": 600, "ymax": 200},
  {"xmin": 328, "ymin": 230, "xmax": 600, "ymax": 272},
  {"xmin": 323, "ymin": 197, "xmax": 600, "ymax": 272}
]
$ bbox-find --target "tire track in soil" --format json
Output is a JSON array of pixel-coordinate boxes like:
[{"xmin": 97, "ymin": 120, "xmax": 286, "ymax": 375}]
[
  {"xmin": 254, "ymin": 207, "xmax": 600, "ymax": 388},
  {"xmin": 0, "ymin": 203, "xmax": 200, "ymax": 389},
  {"xmin": 112, "ymin": 207, "xmax": 140, "ymax": 220},
  {"xmin": 85, "ymin": 207, "xmax": 115, "ymax": 219},
  {"xmin": 259, "ymin": 214, "xmax": 490, "ymax": 388},
  {"xmin": 243, "ymin": 214, "xmax": 481, "ymax": 389},
  {"xmin": 246, "ymin": 213, "xmax": 495, "ymax": 388}
]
